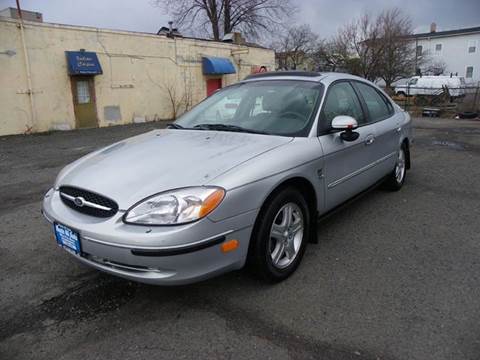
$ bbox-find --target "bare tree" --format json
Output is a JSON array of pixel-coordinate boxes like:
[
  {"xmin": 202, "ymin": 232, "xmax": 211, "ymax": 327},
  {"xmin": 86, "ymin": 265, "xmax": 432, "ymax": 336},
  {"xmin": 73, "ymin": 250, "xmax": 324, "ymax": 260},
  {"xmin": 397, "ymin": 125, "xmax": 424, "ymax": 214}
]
[
  {"xmin": 154, "ymin": 0, "xmax": 294, "ymax": 40},
  {"xmin": 335, "ymin": 13, "xmax": 385, "ymax": 80},
  {"xmin": 311, "ymin": 39, "xmax": 350, "ymax": 72},
  {"xmin": 223, "ymin": 0, "xmax": 294, "ymax": 39},
  {"xmin": 422, "ymin": 59, "xmax": 448, "ymax": 76},
  {"xmin": 313, "ymin": 8, "xmax": 417, "ymax": 89},
  {"xmin": 273, "ymin": 25, "xmax": 318, "ymax": 70},
  {"xmin": 155, "ymin": 0, "xmax": 223, "ymax": 40},
  {"xmin": 376, "ymin": 8, "xmax": 416, "ymax": 89},
  {"xmin": 161, "ymin": 80, "xmax": 193, "ymax": 119}
]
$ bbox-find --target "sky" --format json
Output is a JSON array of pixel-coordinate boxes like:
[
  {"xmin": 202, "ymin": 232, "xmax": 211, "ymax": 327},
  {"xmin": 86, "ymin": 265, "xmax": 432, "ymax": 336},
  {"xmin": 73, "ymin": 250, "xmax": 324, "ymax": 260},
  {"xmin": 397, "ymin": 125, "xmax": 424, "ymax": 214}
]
[{"xmin": 1, "ymin": 0, "xmax": 479, "ymax": 39}]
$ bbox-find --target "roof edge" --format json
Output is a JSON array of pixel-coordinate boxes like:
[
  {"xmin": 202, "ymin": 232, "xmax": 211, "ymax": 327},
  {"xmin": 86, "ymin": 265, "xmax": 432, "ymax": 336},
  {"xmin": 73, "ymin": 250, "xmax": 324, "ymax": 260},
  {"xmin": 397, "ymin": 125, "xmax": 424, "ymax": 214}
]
[{"xmin": 408, "ymin": 25, "xmax": 480, "ymax": 39}]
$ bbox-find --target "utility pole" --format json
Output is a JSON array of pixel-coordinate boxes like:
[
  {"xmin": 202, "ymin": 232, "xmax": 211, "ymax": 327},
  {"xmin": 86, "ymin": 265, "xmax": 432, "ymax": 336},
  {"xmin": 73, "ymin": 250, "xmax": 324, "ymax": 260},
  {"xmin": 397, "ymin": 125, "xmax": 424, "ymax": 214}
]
[
  {"xmin": 16, "ymin": 0, "xmax": 36, "ymax": 133},
  {"xmin": 414, "ymin": 37, "xmax": 418, "ymax": 75}
]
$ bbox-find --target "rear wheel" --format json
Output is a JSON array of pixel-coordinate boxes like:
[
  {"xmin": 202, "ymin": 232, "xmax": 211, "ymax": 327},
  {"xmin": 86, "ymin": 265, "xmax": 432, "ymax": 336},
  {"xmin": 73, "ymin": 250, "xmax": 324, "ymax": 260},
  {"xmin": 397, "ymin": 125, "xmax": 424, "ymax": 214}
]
[
  {"xmin": 248, "ymin": 187, "xmax": 310, "ymax": 282},
  {"xmin": 384, "ymin": 145, "xmax": 407, "ymax": 191}
]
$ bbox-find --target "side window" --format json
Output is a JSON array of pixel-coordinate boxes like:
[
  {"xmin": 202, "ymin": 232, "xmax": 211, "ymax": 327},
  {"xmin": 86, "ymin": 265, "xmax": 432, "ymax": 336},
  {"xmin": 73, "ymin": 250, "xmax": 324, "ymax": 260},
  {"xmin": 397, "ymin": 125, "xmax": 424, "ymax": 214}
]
[
  {"xmin": 408, "ymin": 78, "xmax": 418, "ymax": 85},
  {"xmin": 468, "ymin": 40, "xmax": 476, "ymax": 53},
  {"xmin": 416, "ymin": 45, "xmax": 423, "ymax": 56},
  {"xmin": 321, "ymin": 82, "xmax": 365, "ymax": 129},
  {"xmin": 355, "ymin": 82, "xmax": 392, "ymax": 122}
]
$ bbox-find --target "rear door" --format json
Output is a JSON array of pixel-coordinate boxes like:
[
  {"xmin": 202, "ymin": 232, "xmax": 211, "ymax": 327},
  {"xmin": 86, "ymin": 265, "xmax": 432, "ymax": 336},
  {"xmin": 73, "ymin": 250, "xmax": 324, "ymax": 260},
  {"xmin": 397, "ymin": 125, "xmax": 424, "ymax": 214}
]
[
  {"xmin": 352, "ymin": 81, "xmax": 400, "ymax": 179},
  {"xmin": 318, "ymin": 81, "xmax": 379, "ymax": 210}
]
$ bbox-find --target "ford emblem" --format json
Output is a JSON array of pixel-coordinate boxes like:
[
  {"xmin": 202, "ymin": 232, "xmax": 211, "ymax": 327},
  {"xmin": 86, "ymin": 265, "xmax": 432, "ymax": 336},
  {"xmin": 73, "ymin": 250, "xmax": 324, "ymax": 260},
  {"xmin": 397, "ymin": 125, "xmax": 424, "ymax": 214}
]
[{"xmin": 74, "ymin": 196, "xmax": 85, "ymax": 207}]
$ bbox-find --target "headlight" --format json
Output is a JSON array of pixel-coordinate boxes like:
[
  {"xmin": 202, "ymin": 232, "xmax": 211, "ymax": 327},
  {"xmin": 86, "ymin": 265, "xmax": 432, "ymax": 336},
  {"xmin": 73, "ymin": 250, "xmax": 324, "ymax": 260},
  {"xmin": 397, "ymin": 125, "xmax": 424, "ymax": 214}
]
[{"xmin": 123, "ymin": 187, "xmax": 225, "ymax": 225}]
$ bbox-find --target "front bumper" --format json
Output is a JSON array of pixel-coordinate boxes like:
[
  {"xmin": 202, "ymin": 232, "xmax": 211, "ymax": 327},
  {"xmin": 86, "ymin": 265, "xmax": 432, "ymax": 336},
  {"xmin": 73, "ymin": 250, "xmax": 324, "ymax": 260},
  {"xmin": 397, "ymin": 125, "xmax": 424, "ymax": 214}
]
[{"xmin": 42, "ymin": 188, "xmax": 257, "ymax": 285}]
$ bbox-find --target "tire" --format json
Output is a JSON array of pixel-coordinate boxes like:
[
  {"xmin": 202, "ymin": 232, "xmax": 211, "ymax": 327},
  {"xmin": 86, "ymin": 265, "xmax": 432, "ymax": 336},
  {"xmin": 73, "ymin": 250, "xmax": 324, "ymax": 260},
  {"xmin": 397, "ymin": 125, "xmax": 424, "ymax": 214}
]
[
  {"xmin": 458, "ymin": 111, "xmax": 478, "ymax": 119},
  {"xmin": 384, "ymin": 145, "xmax": 407, "ymax": 191},
  {"xmin": 248, "ymin": 187, "xmax": 310, "ymax": 282}
]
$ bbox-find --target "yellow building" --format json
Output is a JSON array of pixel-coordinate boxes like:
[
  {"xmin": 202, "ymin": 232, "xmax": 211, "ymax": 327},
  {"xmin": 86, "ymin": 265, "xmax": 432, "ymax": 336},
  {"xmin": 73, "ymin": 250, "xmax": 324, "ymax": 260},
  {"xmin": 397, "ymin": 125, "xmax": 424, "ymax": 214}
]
[{"xmin": 0, "ymin": 13, "xmax": 274, "ymax": 136}]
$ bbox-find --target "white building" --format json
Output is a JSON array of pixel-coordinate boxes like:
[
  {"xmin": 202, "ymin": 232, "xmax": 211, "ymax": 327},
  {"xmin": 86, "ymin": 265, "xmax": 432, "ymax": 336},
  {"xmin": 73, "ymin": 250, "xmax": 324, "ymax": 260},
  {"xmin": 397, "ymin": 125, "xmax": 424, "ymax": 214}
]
[{"xmin": 411, "ymin": 24, "xmax": 480, "ymax": 83}]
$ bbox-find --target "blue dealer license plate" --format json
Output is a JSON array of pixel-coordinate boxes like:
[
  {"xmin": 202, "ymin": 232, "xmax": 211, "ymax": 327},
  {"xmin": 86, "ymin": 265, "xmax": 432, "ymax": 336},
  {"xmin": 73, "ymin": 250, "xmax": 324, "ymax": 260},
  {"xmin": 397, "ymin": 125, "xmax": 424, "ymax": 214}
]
[{"xmin": 54, "ymin": 223, "xmax": 81, "ymax": 254}]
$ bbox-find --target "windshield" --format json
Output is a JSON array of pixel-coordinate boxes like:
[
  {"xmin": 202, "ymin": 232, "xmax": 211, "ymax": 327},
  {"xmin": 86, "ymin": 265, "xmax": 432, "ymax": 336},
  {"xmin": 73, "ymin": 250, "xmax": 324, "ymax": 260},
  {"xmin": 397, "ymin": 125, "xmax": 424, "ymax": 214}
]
[{"xmin": 175, "ymin": 80, "xmax": 323, "ymax": 136}]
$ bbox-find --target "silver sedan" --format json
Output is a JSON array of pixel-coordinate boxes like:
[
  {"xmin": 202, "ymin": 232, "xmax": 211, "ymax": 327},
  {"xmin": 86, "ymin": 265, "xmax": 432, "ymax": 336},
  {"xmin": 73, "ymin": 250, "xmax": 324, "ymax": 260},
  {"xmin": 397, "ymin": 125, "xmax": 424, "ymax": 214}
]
[{"xmin": 42, "ymin": 71, "xmax": 412, "ymax": 285}]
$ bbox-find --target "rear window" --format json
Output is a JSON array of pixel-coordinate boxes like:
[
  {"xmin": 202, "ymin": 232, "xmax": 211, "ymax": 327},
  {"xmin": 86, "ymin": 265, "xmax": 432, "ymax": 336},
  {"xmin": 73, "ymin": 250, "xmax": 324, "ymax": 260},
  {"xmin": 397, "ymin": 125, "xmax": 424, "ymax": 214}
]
[{"xmin": 354, "ymin": 82, "xmax": 393, "ymax": 122}]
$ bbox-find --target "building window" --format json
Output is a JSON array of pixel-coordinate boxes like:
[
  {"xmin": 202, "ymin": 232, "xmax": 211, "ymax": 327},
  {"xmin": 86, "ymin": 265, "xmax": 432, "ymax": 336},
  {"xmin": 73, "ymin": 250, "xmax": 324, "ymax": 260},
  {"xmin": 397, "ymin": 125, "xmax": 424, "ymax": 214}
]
[
  {"xmin": 416, "ymin": 45, "xmax": 423, "ymax": 56},
  {"xmin": 435, "ymin": 44, "xmax": 442, "ymax": 52},
  {"xmin": 466, "ymin": 66, "xmax": 474, "ymax": 78},
  {"xmin": 468, "ymin": 41, "xmax": 476, "ymax": 53}
]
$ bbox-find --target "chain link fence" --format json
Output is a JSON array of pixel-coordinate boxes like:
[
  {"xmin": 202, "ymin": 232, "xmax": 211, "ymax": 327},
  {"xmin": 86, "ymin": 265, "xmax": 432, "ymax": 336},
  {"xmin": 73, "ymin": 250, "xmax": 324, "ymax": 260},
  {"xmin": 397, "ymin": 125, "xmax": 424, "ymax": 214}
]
[{"xmin": 383, "ymin": 85, "xmax": 480, "ymax": 118}]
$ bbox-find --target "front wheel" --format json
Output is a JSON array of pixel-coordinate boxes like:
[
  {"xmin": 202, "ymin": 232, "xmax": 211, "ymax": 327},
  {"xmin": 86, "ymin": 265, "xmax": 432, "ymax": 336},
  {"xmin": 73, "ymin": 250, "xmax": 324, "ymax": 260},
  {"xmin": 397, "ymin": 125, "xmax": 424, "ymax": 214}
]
[
  {"xmin": 384, "ymin": 145, "xmax": 407, "ymax": 191},
  {"xmin": 248, "ymin": 187, "xmax": 310, "ymax": 282}
]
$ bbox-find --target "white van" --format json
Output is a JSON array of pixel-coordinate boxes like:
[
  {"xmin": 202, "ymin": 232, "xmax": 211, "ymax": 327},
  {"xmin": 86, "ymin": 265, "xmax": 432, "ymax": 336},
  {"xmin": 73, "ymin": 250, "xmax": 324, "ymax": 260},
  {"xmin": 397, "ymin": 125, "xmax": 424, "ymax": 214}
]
[{"xmin": 395, "ymin": 76, "xmax": 466, "ymax": 97}]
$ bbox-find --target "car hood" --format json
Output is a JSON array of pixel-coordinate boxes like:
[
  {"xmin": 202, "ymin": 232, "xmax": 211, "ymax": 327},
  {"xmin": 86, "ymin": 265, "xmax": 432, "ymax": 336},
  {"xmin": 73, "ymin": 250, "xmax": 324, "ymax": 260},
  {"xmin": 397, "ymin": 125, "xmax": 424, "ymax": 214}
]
[{"xmin": 57, "ymin": 129, "xmax": 292, "ymax": 209}]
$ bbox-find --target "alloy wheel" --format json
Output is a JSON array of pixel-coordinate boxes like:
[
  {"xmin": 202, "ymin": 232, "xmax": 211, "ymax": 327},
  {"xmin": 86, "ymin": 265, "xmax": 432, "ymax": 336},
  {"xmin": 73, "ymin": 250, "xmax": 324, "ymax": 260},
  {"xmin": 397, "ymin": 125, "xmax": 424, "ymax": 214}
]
[
  {"xmin": 395, "ymin": 148, "xmax": 406, "ymax": 183},
  {"xmin": 269, "ymin": 202, "xmax": 304, "ymax": 269}
]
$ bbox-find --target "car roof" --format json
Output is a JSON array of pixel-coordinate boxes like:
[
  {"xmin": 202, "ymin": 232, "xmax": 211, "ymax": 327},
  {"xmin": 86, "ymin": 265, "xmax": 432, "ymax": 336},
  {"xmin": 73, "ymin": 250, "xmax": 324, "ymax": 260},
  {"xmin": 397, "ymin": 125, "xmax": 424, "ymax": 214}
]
[
  {"xmin": 413, "ymin": 75, "xmax": 463, "ymax": 79},
  {"xmin": 242, "ymin": 71, "xmax": 371, "ymax": 85}
]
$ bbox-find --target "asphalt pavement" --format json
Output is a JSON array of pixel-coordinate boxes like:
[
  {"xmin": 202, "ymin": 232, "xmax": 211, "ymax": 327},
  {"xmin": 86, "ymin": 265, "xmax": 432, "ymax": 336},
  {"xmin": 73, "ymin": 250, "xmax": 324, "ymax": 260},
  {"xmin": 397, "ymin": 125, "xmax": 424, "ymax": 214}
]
[{"xmin": 1, "ymin": 117, "xmax": 479, "ymax": 360}]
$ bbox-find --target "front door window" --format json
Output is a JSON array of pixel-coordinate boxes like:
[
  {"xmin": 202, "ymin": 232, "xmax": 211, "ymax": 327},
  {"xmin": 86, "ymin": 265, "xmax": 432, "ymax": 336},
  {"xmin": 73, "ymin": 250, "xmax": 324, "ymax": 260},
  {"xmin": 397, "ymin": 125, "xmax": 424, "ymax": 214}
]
[{"xmin": 320, "ymin": 82, "xmax": 365, "ymax": 133}]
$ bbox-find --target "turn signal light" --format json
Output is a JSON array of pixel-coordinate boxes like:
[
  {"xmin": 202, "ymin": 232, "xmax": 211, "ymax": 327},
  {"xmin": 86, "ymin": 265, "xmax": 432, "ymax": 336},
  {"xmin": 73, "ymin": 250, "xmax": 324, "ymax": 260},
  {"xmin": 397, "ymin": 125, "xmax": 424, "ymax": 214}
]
[
  {"xmin": 199, "ymin": 189, "xmax": 225, "ymax": 218},
  {"xmin": 221, "ymin": 239, "xmax": 239, "ymax": 253}
]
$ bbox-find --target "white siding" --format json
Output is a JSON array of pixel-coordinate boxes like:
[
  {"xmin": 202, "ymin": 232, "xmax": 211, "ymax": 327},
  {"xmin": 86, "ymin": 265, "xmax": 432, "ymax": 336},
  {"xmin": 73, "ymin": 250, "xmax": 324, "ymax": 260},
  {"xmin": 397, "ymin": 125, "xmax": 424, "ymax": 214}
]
[{"xmin": 416, "ymin": 32, "xmax": 480, "ymax": 83}]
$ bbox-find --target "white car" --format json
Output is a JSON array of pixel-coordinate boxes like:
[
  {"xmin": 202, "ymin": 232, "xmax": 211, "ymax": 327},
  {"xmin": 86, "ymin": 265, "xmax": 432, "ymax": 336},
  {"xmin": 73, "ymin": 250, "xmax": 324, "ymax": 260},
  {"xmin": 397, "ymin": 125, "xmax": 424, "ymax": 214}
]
[{"xmin": 395, "ymin": 76, "xmax": 466, "ymax": 97}]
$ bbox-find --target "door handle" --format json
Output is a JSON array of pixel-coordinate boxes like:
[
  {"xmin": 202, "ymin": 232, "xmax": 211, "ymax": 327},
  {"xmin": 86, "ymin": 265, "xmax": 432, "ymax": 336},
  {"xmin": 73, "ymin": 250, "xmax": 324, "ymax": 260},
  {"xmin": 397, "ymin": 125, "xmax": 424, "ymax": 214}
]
[
  {"xmin": 365, "ymin": 135, "xmax": 375, "ymax": 145},
  {"xmin": 396, "ymin": 127, "xmax": 402, "ymax": 133}
]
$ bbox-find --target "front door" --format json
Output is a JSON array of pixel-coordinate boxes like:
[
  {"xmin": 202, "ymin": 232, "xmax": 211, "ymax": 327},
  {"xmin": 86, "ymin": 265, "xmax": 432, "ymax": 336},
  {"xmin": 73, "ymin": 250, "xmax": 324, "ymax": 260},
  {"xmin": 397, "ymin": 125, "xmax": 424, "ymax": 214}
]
[
  {"xmin": 206, "ymin": 78, "xmax": 222, "ymax": 97},
  {"xmin": 71, "ymin": 76, "xmax": 97, "ymax": 128},
  {"xmin": 317, "ymin": 81, "xmax": 379, "ymax": 211}
]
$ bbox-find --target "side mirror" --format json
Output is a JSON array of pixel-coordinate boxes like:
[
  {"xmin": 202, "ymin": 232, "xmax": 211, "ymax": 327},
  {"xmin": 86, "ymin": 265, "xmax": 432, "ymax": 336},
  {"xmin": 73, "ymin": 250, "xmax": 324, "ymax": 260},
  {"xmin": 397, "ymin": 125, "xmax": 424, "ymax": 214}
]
[{"xmin": 331, "ymin": 115, "xmax": 359, "ymax": 142}]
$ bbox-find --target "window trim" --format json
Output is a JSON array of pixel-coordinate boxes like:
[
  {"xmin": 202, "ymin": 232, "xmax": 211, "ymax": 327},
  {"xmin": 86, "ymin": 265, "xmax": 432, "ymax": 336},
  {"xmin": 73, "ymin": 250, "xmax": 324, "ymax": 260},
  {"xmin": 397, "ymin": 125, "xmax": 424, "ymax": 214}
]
[
  {"xmin": 316, "ymin": 79, "xmax": 368, "ymax": 136},
  {"xmin": 350, "ymin": 80, "xmax": 395, "ymax": 124}
]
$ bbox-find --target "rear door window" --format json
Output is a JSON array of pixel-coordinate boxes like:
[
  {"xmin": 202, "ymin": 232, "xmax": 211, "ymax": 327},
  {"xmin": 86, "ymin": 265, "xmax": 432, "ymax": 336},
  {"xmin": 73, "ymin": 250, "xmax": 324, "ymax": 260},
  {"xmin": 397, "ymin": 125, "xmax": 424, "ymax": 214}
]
[{"xmin": 354, "ymin": 82, "xmax": 392, "ymax": 122}]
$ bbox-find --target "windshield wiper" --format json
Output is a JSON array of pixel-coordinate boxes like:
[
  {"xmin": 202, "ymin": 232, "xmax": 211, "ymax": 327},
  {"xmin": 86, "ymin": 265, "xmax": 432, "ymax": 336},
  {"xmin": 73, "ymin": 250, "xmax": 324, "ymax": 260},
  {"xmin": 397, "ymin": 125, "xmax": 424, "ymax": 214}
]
[
  {"xmin": 166, "ymin": 123, "xmax": 185, "ymax": 129},
  {"xmin": 192, "ymin": 123, "xmax": 269, "ymax": 135}
]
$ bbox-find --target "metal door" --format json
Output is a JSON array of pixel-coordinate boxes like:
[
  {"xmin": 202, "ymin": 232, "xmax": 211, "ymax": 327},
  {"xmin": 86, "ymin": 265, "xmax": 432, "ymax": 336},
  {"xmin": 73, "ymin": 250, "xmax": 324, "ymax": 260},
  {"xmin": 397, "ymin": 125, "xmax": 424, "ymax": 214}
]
[
  {"xmin": 71, "ymin": 76, "xmax": 98, "ymax": 128},
  {"xmin": 206, "ymin": 78, "xmax": 222, "ymax": 97}
]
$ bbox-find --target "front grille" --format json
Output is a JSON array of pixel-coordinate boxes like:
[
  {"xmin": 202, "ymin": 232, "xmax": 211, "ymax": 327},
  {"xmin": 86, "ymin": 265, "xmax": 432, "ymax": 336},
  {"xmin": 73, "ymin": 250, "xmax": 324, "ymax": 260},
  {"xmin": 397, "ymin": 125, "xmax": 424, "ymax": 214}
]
[{"xmin": 59, "ymin": 186, "xmax": 119, "ymax": 218}]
